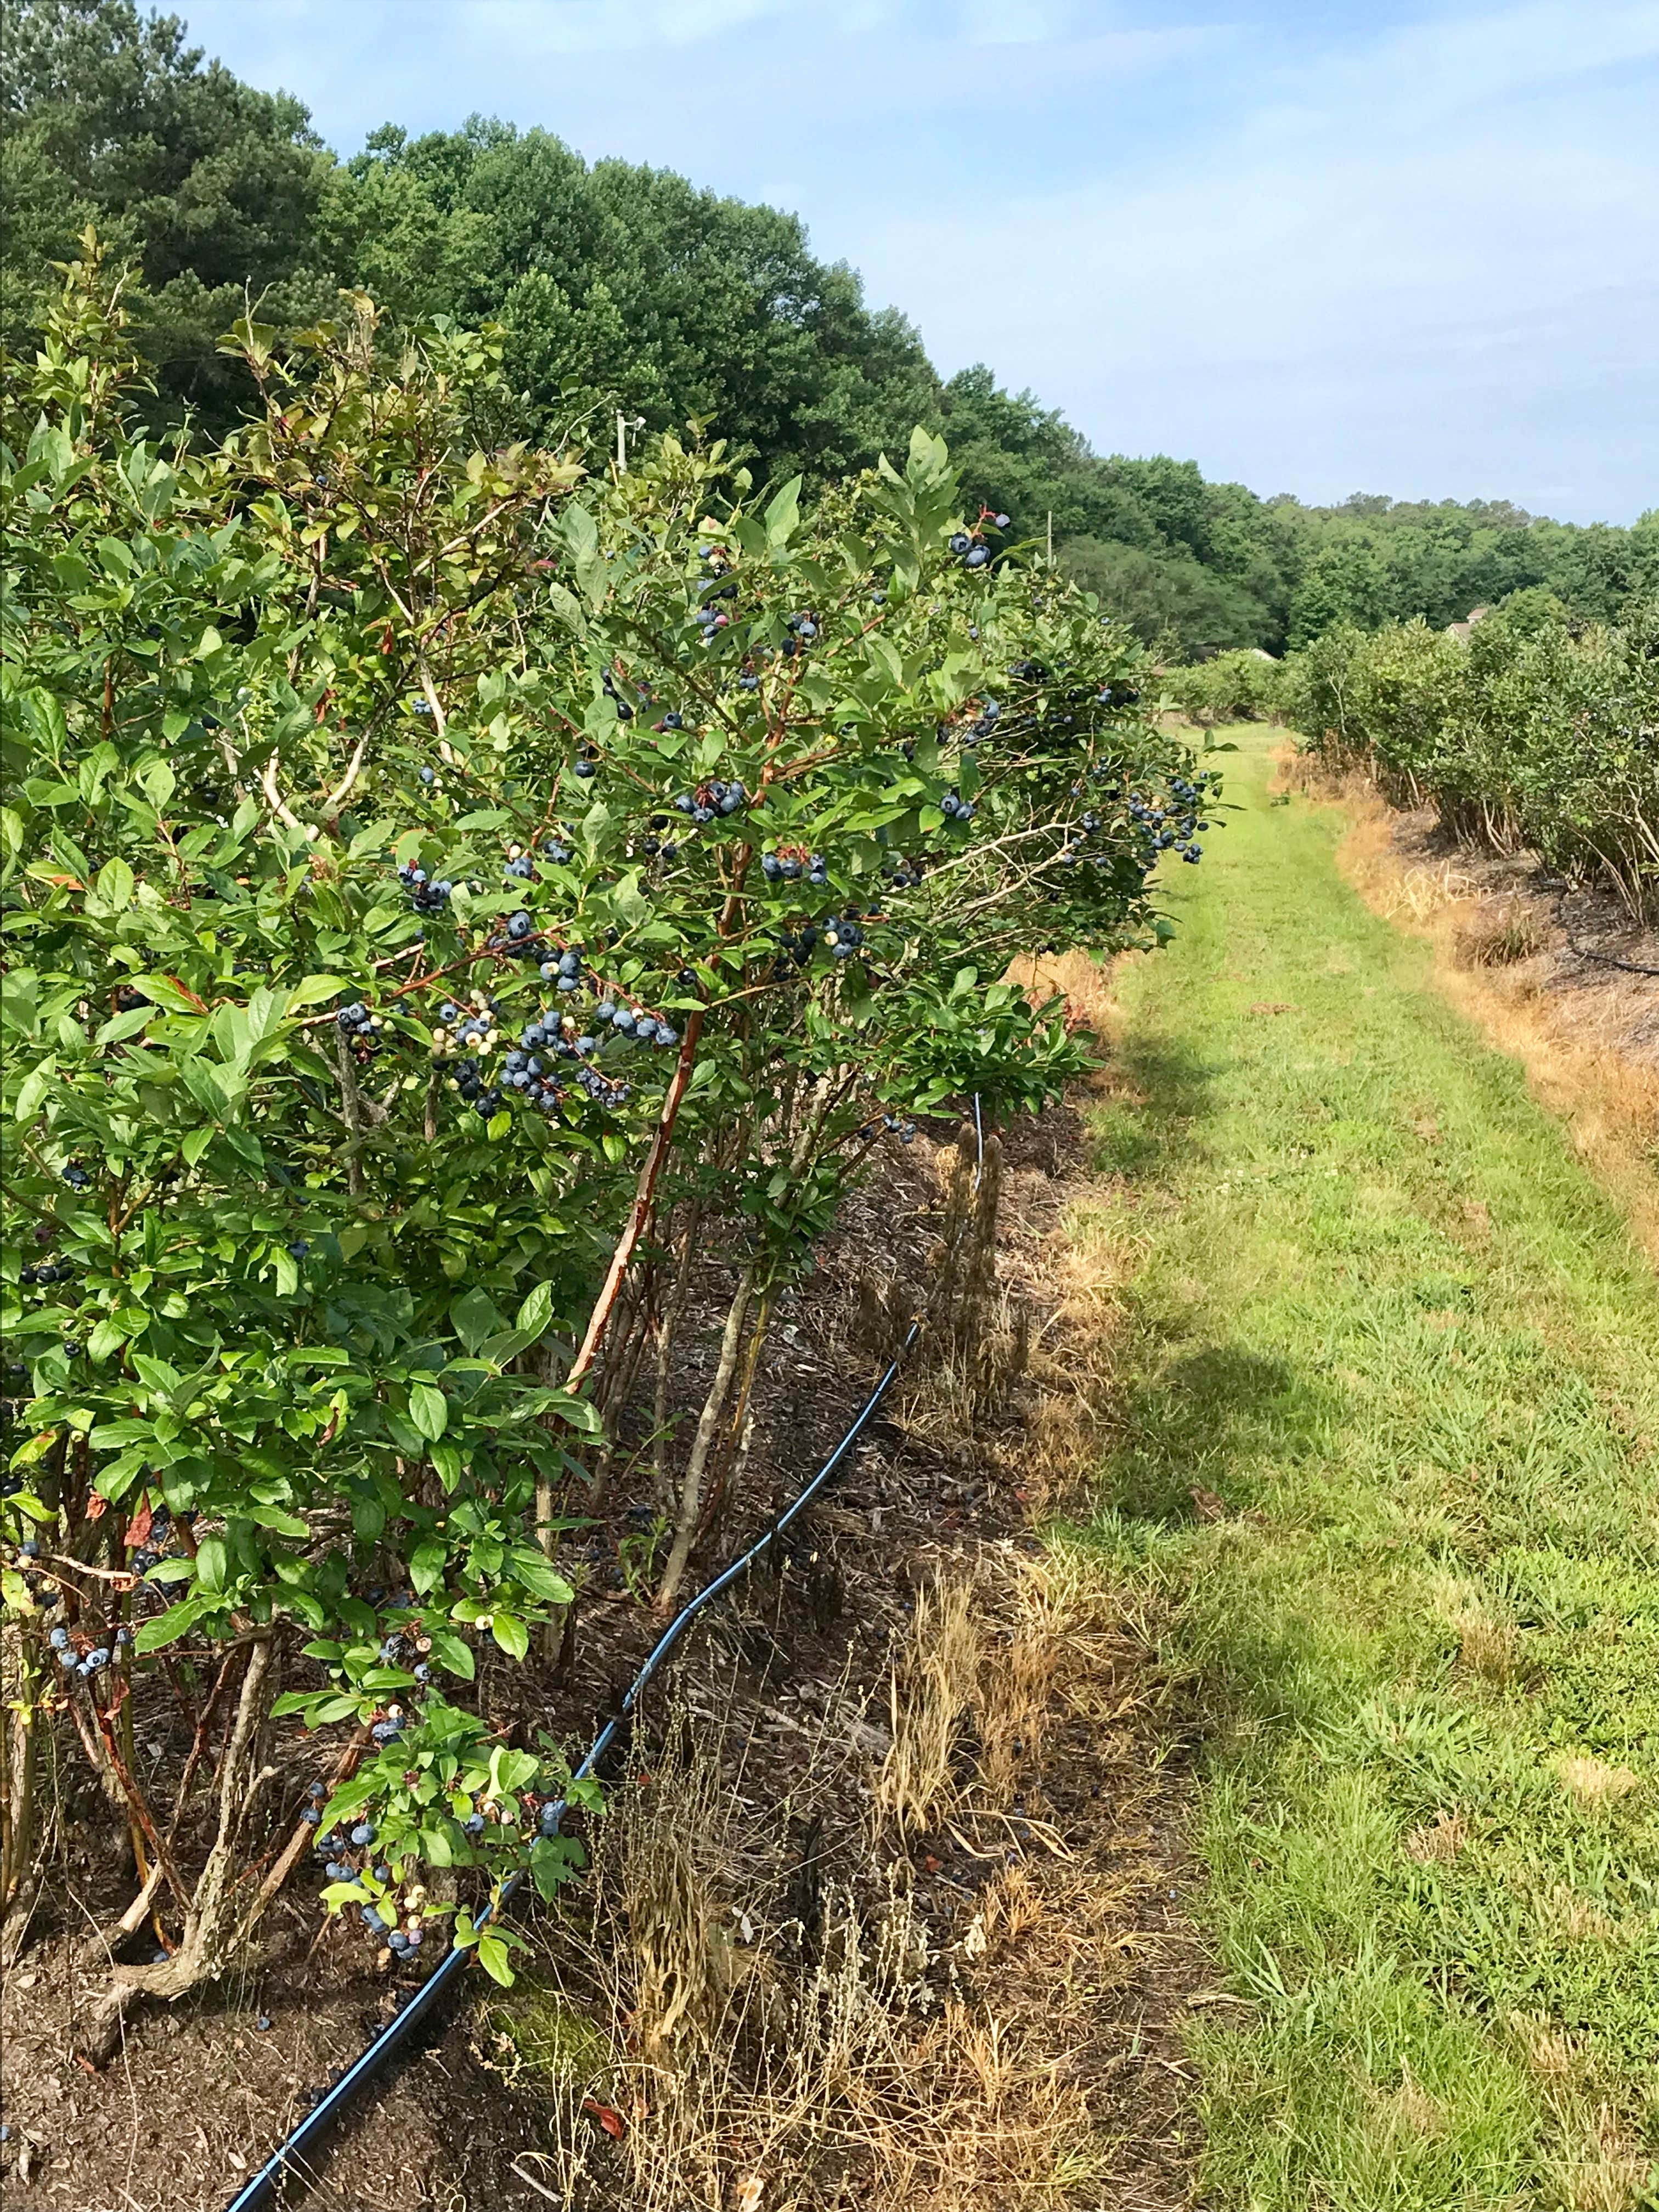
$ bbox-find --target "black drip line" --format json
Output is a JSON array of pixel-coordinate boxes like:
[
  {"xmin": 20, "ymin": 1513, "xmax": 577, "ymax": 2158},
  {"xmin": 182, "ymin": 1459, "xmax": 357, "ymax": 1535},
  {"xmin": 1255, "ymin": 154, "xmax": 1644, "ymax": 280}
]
[{"xmin": 224, "ymin": 1098, "xmax": 985, "ymax": 2211}]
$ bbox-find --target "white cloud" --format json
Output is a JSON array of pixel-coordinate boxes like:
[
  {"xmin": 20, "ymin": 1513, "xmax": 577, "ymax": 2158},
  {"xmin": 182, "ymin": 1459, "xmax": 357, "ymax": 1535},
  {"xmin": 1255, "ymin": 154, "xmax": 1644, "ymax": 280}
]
[{"xmin": 858, "ymin": 1, "xmax": 1659, "ymax": 517}]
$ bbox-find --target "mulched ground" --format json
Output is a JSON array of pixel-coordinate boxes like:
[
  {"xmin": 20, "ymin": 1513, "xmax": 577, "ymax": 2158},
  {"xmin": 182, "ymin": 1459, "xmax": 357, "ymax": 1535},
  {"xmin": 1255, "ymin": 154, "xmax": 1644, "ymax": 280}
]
[{"xmin": 2, "ymin": 1095, "xmax": 1212, "ymax": 2212}]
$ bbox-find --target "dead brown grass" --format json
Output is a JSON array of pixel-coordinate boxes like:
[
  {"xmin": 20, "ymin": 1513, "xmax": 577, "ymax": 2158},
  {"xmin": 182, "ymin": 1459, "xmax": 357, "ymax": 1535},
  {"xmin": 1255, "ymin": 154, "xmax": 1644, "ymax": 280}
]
[
  {"xmin": 465, "ymin": 1075, "xmax": 1204, "ymax": 2212},
  {"xmin": 1555, "ymin": 1754, "xmax": 1641, "ymax": 1814},
  {"xmin": 1286, "ymin": 758, "xmax": 1659, "ymax": 1263},
  {"xmin": 1008, "ymin": 946, "xmax": 1128, "ymax": 1047},
  {"xmin": 1403, "ymin": 1810, "xmax": 1470, "ymax": 1865},
  {"xmin": 486, "ymin": 1558, "xmax": 1186, "ymax": 2212}
]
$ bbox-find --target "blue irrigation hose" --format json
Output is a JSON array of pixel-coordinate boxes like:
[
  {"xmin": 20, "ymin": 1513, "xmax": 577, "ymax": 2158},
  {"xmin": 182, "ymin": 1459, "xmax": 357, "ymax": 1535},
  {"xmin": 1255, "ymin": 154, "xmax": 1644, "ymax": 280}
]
[{"xmin": 220, "ymin": 1092, "xmax": 989, "ymax": 2212}]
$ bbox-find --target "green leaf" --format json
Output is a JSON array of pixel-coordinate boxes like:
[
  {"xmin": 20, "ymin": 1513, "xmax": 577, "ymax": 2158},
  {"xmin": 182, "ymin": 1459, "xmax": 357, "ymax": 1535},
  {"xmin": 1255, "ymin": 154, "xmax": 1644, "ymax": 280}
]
[
  {"xmin": 133, "ymin": 1596, "xmax": 204, "ymax": 1652},
  {"xmin": 517, "ymin": 1274, "xmax": 555, "ymax": 1336},
  {"xmin": 476, "ymin": 1932, "xmax": 515, "ymax": 1987},
  {"xmin": 529, "ymin": 1833, "xmax": 586, "ymax": 1899},
  {"xmin": 765, "ymin": 475, "xmax": 802, "ymax": 548},
  {"xmin": 90, "ymin": 856, "xmax": 134, "ymax": 913},
  {"xmin": 510, "ymin": 1548, "xmax": 574, "ymax": 1605},
  {"xmin": 87, "ymin": 1318, "xmax": 126, "ymax": 1362},
  {"xmin": 409, "ymin": 1381, "xmax": 448, "ymax": 1442},
  {"xmin": 409, "ymin": 1537, "xmax": 448, "ymax": 1595},
  {"xmin": 427, "ymin": 1628, "xmax": 475, "ymax": 1680},
  {"xmin": 449, "ymin": 1288, "xmax": 504, "ymax": 1356},
  {"xmin": 285, "ymin": 974, "xmax": 349, "ymax": 1013},
  {"xmin": 490, "ymin": 1611, "xmax": 529, "ymax": 1661}
]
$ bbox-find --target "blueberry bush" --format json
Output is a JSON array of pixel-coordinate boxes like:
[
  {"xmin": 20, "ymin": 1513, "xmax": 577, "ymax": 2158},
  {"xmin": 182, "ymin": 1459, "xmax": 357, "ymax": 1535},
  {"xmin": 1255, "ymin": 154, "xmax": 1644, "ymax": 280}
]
[
  {"xmin": 1284, "ymin": 599, "xmax": 1659, "ymax": 920},
  {"xmin": 0, "ymin": 239, "xmax": 1215, "ymax": 2016},
  {"xmin": 1160, "ymin": 648, "xmax": 1286, "ymax": 729}
]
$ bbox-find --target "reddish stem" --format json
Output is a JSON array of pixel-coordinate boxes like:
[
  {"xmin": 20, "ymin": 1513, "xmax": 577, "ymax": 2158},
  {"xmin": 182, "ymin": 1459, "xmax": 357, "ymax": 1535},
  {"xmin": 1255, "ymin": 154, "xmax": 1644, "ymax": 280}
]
[{"xmin": 565, "ymin": 1007, "xmax": 706, "ymax": 1392}]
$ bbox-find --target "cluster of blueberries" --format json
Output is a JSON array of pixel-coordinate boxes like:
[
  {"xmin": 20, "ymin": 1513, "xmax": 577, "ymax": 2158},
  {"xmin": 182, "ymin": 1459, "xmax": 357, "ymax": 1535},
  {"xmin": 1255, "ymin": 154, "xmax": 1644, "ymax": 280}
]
[
  {"xmin": 61, "ymin": 1163, "xmax": 91, "ymax": 1192},
  {"xmin": 397, "ymin": 860, "xmax": 453, "ymax": 912},
  {"xmin": 760, "ymin": 849, "xmax": 828, "ymax": 887},
  {"xmin": 48, "ymin": 1622, "xmax": 129, "ymax": 1678},
  {"xmin": 127, "ymin": 1504, "xmax": 179, "ymax": 1576},
  {"xmin": 961, "ymin": 698, "xmax": 1000, "ymax": 747},
  {"xmin": 1096, "ymin": 682, "xmax": 1142, "ymax": 708},
  {"xmin": 693, "ymin": 580, "xmax": 737, "ymax": 641},
  {"xmin": 17, "ymin": 1260, "xmax": 71, "ymax": 1288},
  {"xmin": 949, "ymin": 517, "xmax": 1007, "ymax": 572},
  {"xmin": 601, "ymin": 668, "xmax": 651, "ymax": 724},
  {"xmin": 673, "ymin": 778, "xmax": 748, "ymax": 823},
  {"xmin": 460, "ymin": 1791, "xmax": 565, "ymax": 1844},
  {"xmin": 435, "ymin": 983, "xmax": 678, "ymax": 1122},
  {"xmin": 770, "ymin": 899, "xmax": 881, "ymax": 971},
  {"xmin": 777, "ymin": 610, "xmax": 819, "ymax": 658},
  {"xmin": 939, "ymin": 791, "xmax": 977, "ymax": 823},
  {"xmin": 591, "ymin": 998, "xmax": 680, "ymax": 1048},
  {"xmin": 1054, "ymin": 809, "xmax": 1116, "ymax": 874},
  {"xmin": 1128, "ymin": 772, "xmax": 1213, "ymax": 866},
  {"xmin": 539, "ymin": 946, "xmax": 586, "ymax": 994},
  {"xmin": 335, "ymin": 1001, "xmax": 385, "ymax": 1049},
  {"xmin": 307, "ymin": 1793, "xmax": 428, "ymax": 1953}
]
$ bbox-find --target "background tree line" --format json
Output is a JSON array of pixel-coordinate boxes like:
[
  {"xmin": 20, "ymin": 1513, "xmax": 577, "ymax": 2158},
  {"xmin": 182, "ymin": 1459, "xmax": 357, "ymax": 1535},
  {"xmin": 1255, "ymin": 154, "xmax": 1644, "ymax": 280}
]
[{"xmin": 5, "ymin": 0, "xmax": 1656, "ymax": 659}]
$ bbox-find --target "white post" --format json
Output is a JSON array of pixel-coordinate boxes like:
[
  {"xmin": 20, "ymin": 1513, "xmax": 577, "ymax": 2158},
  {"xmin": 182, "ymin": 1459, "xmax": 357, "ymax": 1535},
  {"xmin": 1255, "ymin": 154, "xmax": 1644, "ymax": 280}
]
[{"xmin": 617, "ymin": 409, "xmax": 627, "ymax": 475}]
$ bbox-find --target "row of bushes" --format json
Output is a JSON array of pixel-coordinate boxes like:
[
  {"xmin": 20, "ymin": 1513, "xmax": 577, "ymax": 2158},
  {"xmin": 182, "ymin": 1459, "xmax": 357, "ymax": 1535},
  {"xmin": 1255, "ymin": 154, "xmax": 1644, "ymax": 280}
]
[
  {"xmin": 1158, "ymin": 648, "xmax": 1286, "ymax": 726},
  {"xmin": 0, "ymin": 241, "xmax": 1214, "ymax": 2008},
  {"xmin": 1281, "ymin": 595, "xmax": 1659, "ymax": 918}
]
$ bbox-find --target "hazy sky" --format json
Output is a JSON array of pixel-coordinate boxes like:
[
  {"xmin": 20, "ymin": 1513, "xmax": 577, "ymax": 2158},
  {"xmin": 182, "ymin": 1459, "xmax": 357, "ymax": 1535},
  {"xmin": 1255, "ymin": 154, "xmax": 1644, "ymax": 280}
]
[{"xmin": 179, "ymin": 0, "xmax": 1657, "ymax": 524}]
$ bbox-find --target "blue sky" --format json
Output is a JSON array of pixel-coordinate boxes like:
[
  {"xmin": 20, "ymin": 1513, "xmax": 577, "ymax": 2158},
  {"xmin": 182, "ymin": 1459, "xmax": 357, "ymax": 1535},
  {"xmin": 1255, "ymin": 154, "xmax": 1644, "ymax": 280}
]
[{"xmin": 181, "ymin": 0, "xmax": 1657, "ymax": 524}]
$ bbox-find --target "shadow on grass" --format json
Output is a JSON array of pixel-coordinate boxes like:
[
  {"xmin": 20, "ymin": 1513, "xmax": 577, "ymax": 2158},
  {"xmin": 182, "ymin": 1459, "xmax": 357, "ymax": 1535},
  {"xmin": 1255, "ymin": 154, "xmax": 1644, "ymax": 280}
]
[
  {"xmin": 1090, "ymin": 1031, "xmax": 1226, "ymax": 1182},
  {"xmin": 1102, "ymin": 1342, "xmax": 1341, "ymax": 1525}
]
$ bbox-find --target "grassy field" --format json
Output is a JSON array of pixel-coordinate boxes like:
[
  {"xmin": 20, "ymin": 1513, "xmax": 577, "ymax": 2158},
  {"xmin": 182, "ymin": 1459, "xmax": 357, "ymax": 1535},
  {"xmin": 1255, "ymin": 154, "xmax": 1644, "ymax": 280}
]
[{"xmin": 1070, "ymin": 727, "xmax": 1659, "ymax": 2210}]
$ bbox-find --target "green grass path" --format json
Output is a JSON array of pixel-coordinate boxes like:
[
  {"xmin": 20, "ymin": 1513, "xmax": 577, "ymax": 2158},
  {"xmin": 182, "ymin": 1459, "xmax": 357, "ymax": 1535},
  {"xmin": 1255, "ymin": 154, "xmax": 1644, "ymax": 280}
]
[{"xmin": 1076, "ymin": 727, "xmax": 1659, "ymax": 2211}]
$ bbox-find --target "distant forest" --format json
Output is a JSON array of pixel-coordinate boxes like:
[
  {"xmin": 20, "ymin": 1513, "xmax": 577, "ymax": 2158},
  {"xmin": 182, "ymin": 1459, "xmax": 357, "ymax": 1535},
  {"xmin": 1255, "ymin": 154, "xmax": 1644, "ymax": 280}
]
[{"xmin": 5, "ymin": 0, "xmax": 1655, "ymax": 655}]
